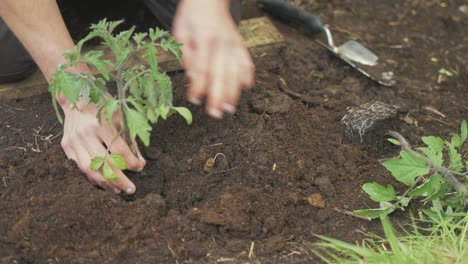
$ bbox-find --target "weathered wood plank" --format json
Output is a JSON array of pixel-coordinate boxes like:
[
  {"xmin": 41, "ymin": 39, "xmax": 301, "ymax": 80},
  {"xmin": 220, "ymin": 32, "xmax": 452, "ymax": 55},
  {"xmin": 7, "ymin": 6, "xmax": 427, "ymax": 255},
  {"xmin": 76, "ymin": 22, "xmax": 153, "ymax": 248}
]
[{"xmin": 0, "ymin": 17, "xmax": 285, "ymax": 100}]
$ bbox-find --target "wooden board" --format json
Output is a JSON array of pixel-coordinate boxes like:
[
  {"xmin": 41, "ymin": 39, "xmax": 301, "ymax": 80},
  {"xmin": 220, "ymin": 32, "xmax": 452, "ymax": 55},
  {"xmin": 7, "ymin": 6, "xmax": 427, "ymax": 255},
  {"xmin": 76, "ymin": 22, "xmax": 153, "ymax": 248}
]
[{"xmin": 0, "ymin": 17, "xmax": 285, "ymax": 100}]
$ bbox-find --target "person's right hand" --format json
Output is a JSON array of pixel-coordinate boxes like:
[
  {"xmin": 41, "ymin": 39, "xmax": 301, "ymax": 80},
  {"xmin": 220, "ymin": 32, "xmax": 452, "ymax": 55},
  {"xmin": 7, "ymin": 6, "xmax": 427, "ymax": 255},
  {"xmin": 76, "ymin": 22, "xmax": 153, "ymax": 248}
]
[{"xmin": 58, "ymin": 94, "xmax": 146, "ymax": 194}]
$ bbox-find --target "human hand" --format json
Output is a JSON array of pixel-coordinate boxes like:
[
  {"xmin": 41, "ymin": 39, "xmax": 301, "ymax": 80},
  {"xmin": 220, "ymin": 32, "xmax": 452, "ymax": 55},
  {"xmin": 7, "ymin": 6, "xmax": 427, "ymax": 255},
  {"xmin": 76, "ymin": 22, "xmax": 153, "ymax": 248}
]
[
  {"xmin": 58, "ymin": 93, "xmax": 146, "ymax": 194},
  {"xmin": 173, "ymin": 0, "xmax": 255, "ymax": 119}
]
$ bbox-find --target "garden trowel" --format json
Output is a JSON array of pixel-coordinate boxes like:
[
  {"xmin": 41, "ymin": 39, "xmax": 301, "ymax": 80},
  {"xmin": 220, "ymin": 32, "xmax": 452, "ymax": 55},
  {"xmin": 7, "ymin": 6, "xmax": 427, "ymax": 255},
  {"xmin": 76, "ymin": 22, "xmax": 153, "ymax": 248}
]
[{"xmin": 257, "ymin": 0, "xmax": 395, "ymax": 86}]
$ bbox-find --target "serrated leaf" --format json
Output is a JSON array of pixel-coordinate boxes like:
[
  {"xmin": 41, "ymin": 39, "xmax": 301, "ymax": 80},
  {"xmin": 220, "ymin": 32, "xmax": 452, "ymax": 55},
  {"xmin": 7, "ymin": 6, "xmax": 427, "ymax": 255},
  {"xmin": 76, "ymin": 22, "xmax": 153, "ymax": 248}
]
[
  {"xmin": 103, "ymin": 162, "xmax": 118, "ymax": 182},
  {"xmin": 354, "ymin": 203, "xmax": 397, "ymax": 219},
  {"xmin": 158, "ymin": 105, "xmax": 170, "ymax": 120},
  {"xmin": 383, "ymin": 151, "xmax": 430, "ymax": 186},
  {"xmin": 388, "ymin": 138, "xmax": 401, "ymax": 145},
  {"xmin": 133, "ymin": 32, "xmax": 148, "ymax": 45},
  {"xmin": 422, "ymin": 136, "xmax": 444, "ymax": 152},
  {"xmin": 363, "ymin": 182, "xmax": 397, "ymax": 202},
  {"xmin": 170, "ymin": 107, "xmax": 192, "ymax": 125},
  {"xmin": 143, "ymin": 45, "xmax": 159, "ymax": 73},
  {"xmin": 90, "ymin": 156, "xmax": 105, "ymax": 171},
  {"xmin": 144, "ymin": 76, "xmax": 159, "ymax": 107},
  {"xmin": 423, "ymin": 182, "xmax": 449, "ymax": 202},
  {"xmin": 461, "ymin": 120, "xmax": 467, "ymax": 142},
  {"xmin": 451, "ymin": 134, "xmax": 462, "ymax": 148},
  {"xmin": 109, "ymin": 154, "xmax": 127, "ymax": 170},
  {"xmin": 104, "ymin": 99, "xmax": 119, "ymax": 128},
  {"xmin": 147, "ymin": 108, "xmax": 159, "ymax": 123},
  {"xmin": 51, "ymin": 71, "xmax": 81, "ymax": 105},
  {"xmin": 408, "ymin": 174, "xmax": 442, "ymax": 197},
  {"xmin": 80, "ymin": 50, "xmax": 111, "ymax": 80},
  {"xmin": 447, "ymin": 143, "xmax": 463, "ymax": 171},
  {"xmin": 127, "ymin": 97, "xmax": 145, "ymax": 115},
  {"xmin": 156, "ymin": 74, "xmax": 173, "ymax": 106},
  {"xmin": 417, "ymin": 147, "xmax": 443, "ymax": 167},
  {"xmin": 125, "ymin": 108, "xmax": 152, "ymax": 146}
]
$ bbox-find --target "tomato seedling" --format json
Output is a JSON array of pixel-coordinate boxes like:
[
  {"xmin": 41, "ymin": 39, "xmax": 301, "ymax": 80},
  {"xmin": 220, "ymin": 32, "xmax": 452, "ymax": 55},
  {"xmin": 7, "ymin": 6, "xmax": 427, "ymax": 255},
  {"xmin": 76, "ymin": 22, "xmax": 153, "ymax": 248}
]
[{"xmin": 49, "ymin": 19, "xmax": 192, "ymax": 181}]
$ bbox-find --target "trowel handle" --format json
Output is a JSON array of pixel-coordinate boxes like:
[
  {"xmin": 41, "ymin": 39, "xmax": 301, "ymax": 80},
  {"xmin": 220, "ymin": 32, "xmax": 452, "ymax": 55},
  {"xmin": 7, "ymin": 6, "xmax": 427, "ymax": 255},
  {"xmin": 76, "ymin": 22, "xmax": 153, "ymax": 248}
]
[{"xmin": 257, "ymin": 0, "xmax": 324, "ymax": 34}]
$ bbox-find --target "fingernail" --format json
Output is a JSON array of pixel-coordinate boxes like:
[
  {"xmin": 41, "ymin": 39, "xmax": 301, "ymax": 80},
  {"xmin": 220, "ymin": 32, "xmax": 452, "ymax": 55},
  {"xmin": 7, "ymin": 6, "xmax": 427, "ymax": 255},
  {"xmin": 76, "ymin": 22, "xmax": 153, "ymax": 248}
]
[
  {"xmin": 222, "ymin": 103, "xmax": 236, "ymax": 114},
  {"xmin": 114, "ymin": 188, "xmax": 121, "ymax": 194},
  {"xmin": 209, "ymin": 108, "xmax": 223, "ymax": 119},
  {"xmin": 189, "ymin": 97, "xmax": 201, "ymax": 105},
  {"xmin": 125, "ymin": 187, "xmax": 134, "ymax": 194}
]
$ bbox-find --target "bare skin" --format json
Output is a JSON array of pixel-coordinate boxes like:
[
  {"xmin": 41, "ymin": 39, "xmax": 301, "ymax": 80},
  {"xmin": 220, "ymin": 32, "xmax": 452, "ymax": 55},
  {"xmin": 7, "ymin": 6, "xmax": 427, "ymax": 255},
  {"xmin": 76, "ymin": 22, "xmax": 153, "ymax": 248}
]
[{"xmin": 0, "ymin": 0, "xmax": 254, "ymax": 193}]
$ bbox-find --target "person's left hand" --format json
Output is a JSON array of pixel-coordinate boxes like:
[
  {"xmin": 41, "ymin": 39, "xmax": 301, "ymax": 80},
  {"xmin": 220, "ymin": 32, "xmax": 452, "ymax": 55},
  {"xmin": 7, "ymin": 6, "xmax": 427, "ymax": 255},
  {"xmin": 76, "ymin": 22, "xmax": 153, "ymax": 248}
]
[{"xmin": 172, "ymin": 0, "xmax": 255, "ymax": 119}]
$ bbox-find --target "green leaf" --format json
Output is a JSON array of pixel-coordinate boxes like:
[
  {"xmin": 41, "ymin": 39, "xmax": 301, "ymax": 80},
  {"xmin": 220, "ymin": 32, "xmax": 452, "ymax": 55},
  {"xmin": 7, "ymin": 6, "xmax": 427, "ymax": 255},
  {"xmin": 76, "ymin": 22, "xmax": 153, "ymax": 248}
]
[
  {"xmin": 143, "ymin": 45, "xmax": 159, "ymax": 73},
  {"xmin": 388, "ymin": 138, "xmax": 401, "ymax": 145},
  {"xmin": 158, "ymin": 105, "xmax": 170, "ymax": 120},
  {"xmin": 90, "ymin": 156, "xmax": 105, "ymax": 171},
  {"xmin": 127, "ymin": 97, "xmax": 145, "ymax": 115},
  {"xmin": 170, "ymin": 107, "xmax": 192, "ymax": 125},
  {"xmin": 354, "ymin": 203, "xmax": 397, "ymax": 219},
  {"xmin": 408, "ymin": 174, "xmax": 442, "ymax": 197},
  {"xmin": 133, "ymin": 32, "xmax": 148, "ymax": 45},
  {"xmin": 104, "ymin": 99, "xmax": 119, "ymax": 127},
  {"xmin": 383, "ymin": 151, "xmax": 430, "ymax": 186},
  {"xmin": 451, "ymin": 134, "xmax": 462, "ymax": 148},
  {"xmin": 447, "ymin": 143, "xmax": 463, "ymax": 171},
  {"xmin": 51, "ymin": 71, "xmax": 81, "ymax": 105},
  {"xmin": 147, "ymin": 108, "xmax": 159, "ymax": 123},
  {"xmin": 422, "ymin": 136, "xmax": 444, "ymax": 153},
  {"xmin": 424, "ymin": 182, "xmax": 449, "ymax": 202},
  {"xmin": 125, "ymin": 108, "xmax": 152, "ymax": 146},
  {"xmin": 144, "ymin": 75, "xmax": 160, "ymax": 107},
  {"xmin": 417, "ymin": 147, "xmax": 443, "ymax": 167},
  {"xmin": 109, "ymin": 154, "xmax": 127, "ymax": 170},
  {"xmin": 80, "ymin": 50, "xmax": 111, "ymax": 80},
  {"xmin": 362, "ymin": 182, "xmax": 397, "ymax": 202},
  {"xmin": 103, "ymin": 162, "xmax": 118, "ymax": 182},
  {"xmin": 156, "ymin": 74, "xmax": 173, "ymax": 106},
  {"xmin": 461, "ymin": 120, "xmax": 467, "ymax": 142}
]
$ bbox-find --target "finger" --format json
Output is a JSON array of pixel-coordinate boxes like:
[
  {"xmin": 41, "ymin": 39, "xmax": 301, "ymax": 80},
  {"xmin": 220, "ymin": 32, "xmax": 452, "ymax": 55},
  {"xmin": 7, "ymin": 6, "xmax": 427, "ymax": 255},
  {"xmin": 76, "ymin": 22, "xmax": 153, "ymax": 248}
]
[
  {"xmin": 221, "ymin": 56, "xmax": 241, "ymax": 114},
  {"xmin": 99, "ymin": 130, "xmax": 146, "ymax": 172},
  {"xmin": 106, "ymin": 162, "xmax": 137, "ymax": 195},
  {"xmin": 186, "ymin": 37, "xmax": 213, "ymax": 105},
  {"xmin": 84, "ymin": 138, "xmax": 136, "ymax": 194},
  {"xmin": 239, "ymin": 48, "xmax": 255, "ymax": 89},
  {"xmin": 206, "ymin": 44, "xmax": 228, "ymax": 119},
  {"xmin": 73, "ymin": 142, "xmax": 113, "ymax": 191}
]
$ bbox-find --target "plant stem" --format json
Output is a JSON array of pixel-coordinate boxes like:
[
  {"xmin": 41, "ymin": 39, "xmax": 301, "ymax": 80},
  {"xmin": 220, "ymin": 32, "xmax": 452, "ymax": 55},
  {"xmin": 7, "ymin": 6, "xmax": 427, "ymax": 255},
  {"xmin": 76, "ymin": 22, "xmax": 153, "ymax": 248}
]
[
  {"xmin": 122, "ymin": 69, "xmax": 151, "ymax": 92},
  {"xmin": 388, "ymin": 131, "xmax": 468, "ymax": 198}
]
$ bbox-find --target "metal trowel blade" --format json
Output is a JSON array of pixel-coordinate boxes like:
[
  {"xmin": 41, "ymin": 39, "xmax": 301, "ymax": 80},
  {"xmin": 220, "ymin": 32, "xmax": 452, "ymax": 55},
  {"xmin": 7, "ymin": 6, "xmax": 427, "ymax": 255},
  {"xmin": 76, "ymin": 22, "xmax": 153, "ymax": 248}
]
[{"xmin": 337, "ymin": 40, "xmax": 378, "ymax": 66}]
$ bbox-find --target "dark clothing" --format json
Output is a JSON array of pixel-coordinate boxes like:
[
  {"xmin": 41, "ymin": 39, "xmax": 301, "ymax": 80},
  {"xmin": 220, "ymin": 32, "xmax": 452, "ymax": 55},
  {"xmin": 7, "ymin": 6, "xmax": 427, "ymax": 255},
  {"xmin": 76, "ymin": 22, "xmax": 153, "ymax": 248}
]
[
  {"xmin": 0, "ymin": 17, "xmax": 37, "ymax": 83},
  {"xmin": 0, "ymin": 0, "xmax": 242, "ymax": 83}
]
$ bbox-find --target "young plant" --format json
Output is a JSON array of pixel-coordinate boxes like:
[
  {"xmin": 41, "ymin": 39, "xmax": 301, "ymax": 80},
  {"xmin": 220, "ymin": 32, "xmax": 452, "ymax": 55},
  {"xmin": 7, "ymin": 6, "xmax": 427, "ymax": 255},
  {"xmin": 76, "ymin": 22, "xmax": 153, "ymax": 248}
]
[
  {"xmin": 355, "ymin": 121, "xmax": 468, "ymax": 219},
  {"xmin": 48, "ymin": 19, "xmax": 192, "ymax": 181}
]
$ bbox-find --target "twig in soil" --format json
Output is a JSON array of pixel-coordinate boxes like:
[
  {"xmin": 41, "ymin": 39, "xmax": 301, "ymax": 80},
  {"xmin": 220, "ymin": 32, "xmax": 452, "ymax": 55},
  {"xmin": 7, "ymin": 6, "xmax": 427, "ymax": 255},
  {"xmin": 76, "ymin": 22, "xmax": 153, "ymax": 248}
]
[
  {"xmin": 423, "ymin": 106, "xmax": 446, "ymax": 118},
  {"xmin": 167, "ymin": 242, "xmax": 179, "ymax": 264},
  {"xmin": 248, "ymin": 241, "xmax": 255, "ymax": 259},
  {"xmin": 278, "ymin": 77, "xmax": 323, "ymax": 106},
  {"xmin": 388, "ymin": 131, "xmax": 468, "ymax": 198},
  {"xmin": 209, "ymin": 166, "xmax": 239, "ymax": 175},
  {"xmin": 213, "ymin": 153, "xmax": 226, "ymax": 162},
  {"xmin": 0, "ymin": 146, "xmax": 27, "ymax": 153},
  {"xmin": 333, "ymin": 207, "xmax": 371, "ymax": 221},
  {"xmin": 2, "ymin": 177, "xmax": 8, "ymax": 187}
]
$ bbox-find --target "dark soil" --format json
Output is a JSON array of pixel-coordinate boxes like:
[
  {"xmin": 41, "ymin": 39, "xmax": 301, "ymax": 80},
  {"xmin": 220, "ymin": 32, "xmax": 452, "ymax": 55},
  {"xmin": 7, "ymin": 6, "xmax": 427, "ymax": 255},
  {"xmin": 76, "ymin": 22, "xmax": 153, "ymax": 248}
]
[{"xmin": 1, "ymin": 0, "xmax": 468, "ymax": 263}]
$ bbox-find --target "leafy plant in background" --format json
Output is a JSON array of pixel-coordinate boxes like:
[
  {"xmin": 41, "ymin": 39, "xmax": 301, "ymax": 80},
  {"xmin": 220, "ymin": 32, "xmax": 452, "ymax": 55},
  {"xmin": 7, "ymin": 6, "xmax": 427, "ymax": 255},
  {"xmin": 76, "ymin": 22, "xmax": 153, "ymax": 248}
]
[
  {"xmin": 49, "ymin": 19, "xmax": 192, "ymax": 181},
  {"xmin": 312, "ymin": 213, "xmax": 468, "ymax": 264},
  {"xmin": 355, "ymin": 121, "xmax": 468, "ymax": 219}
]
